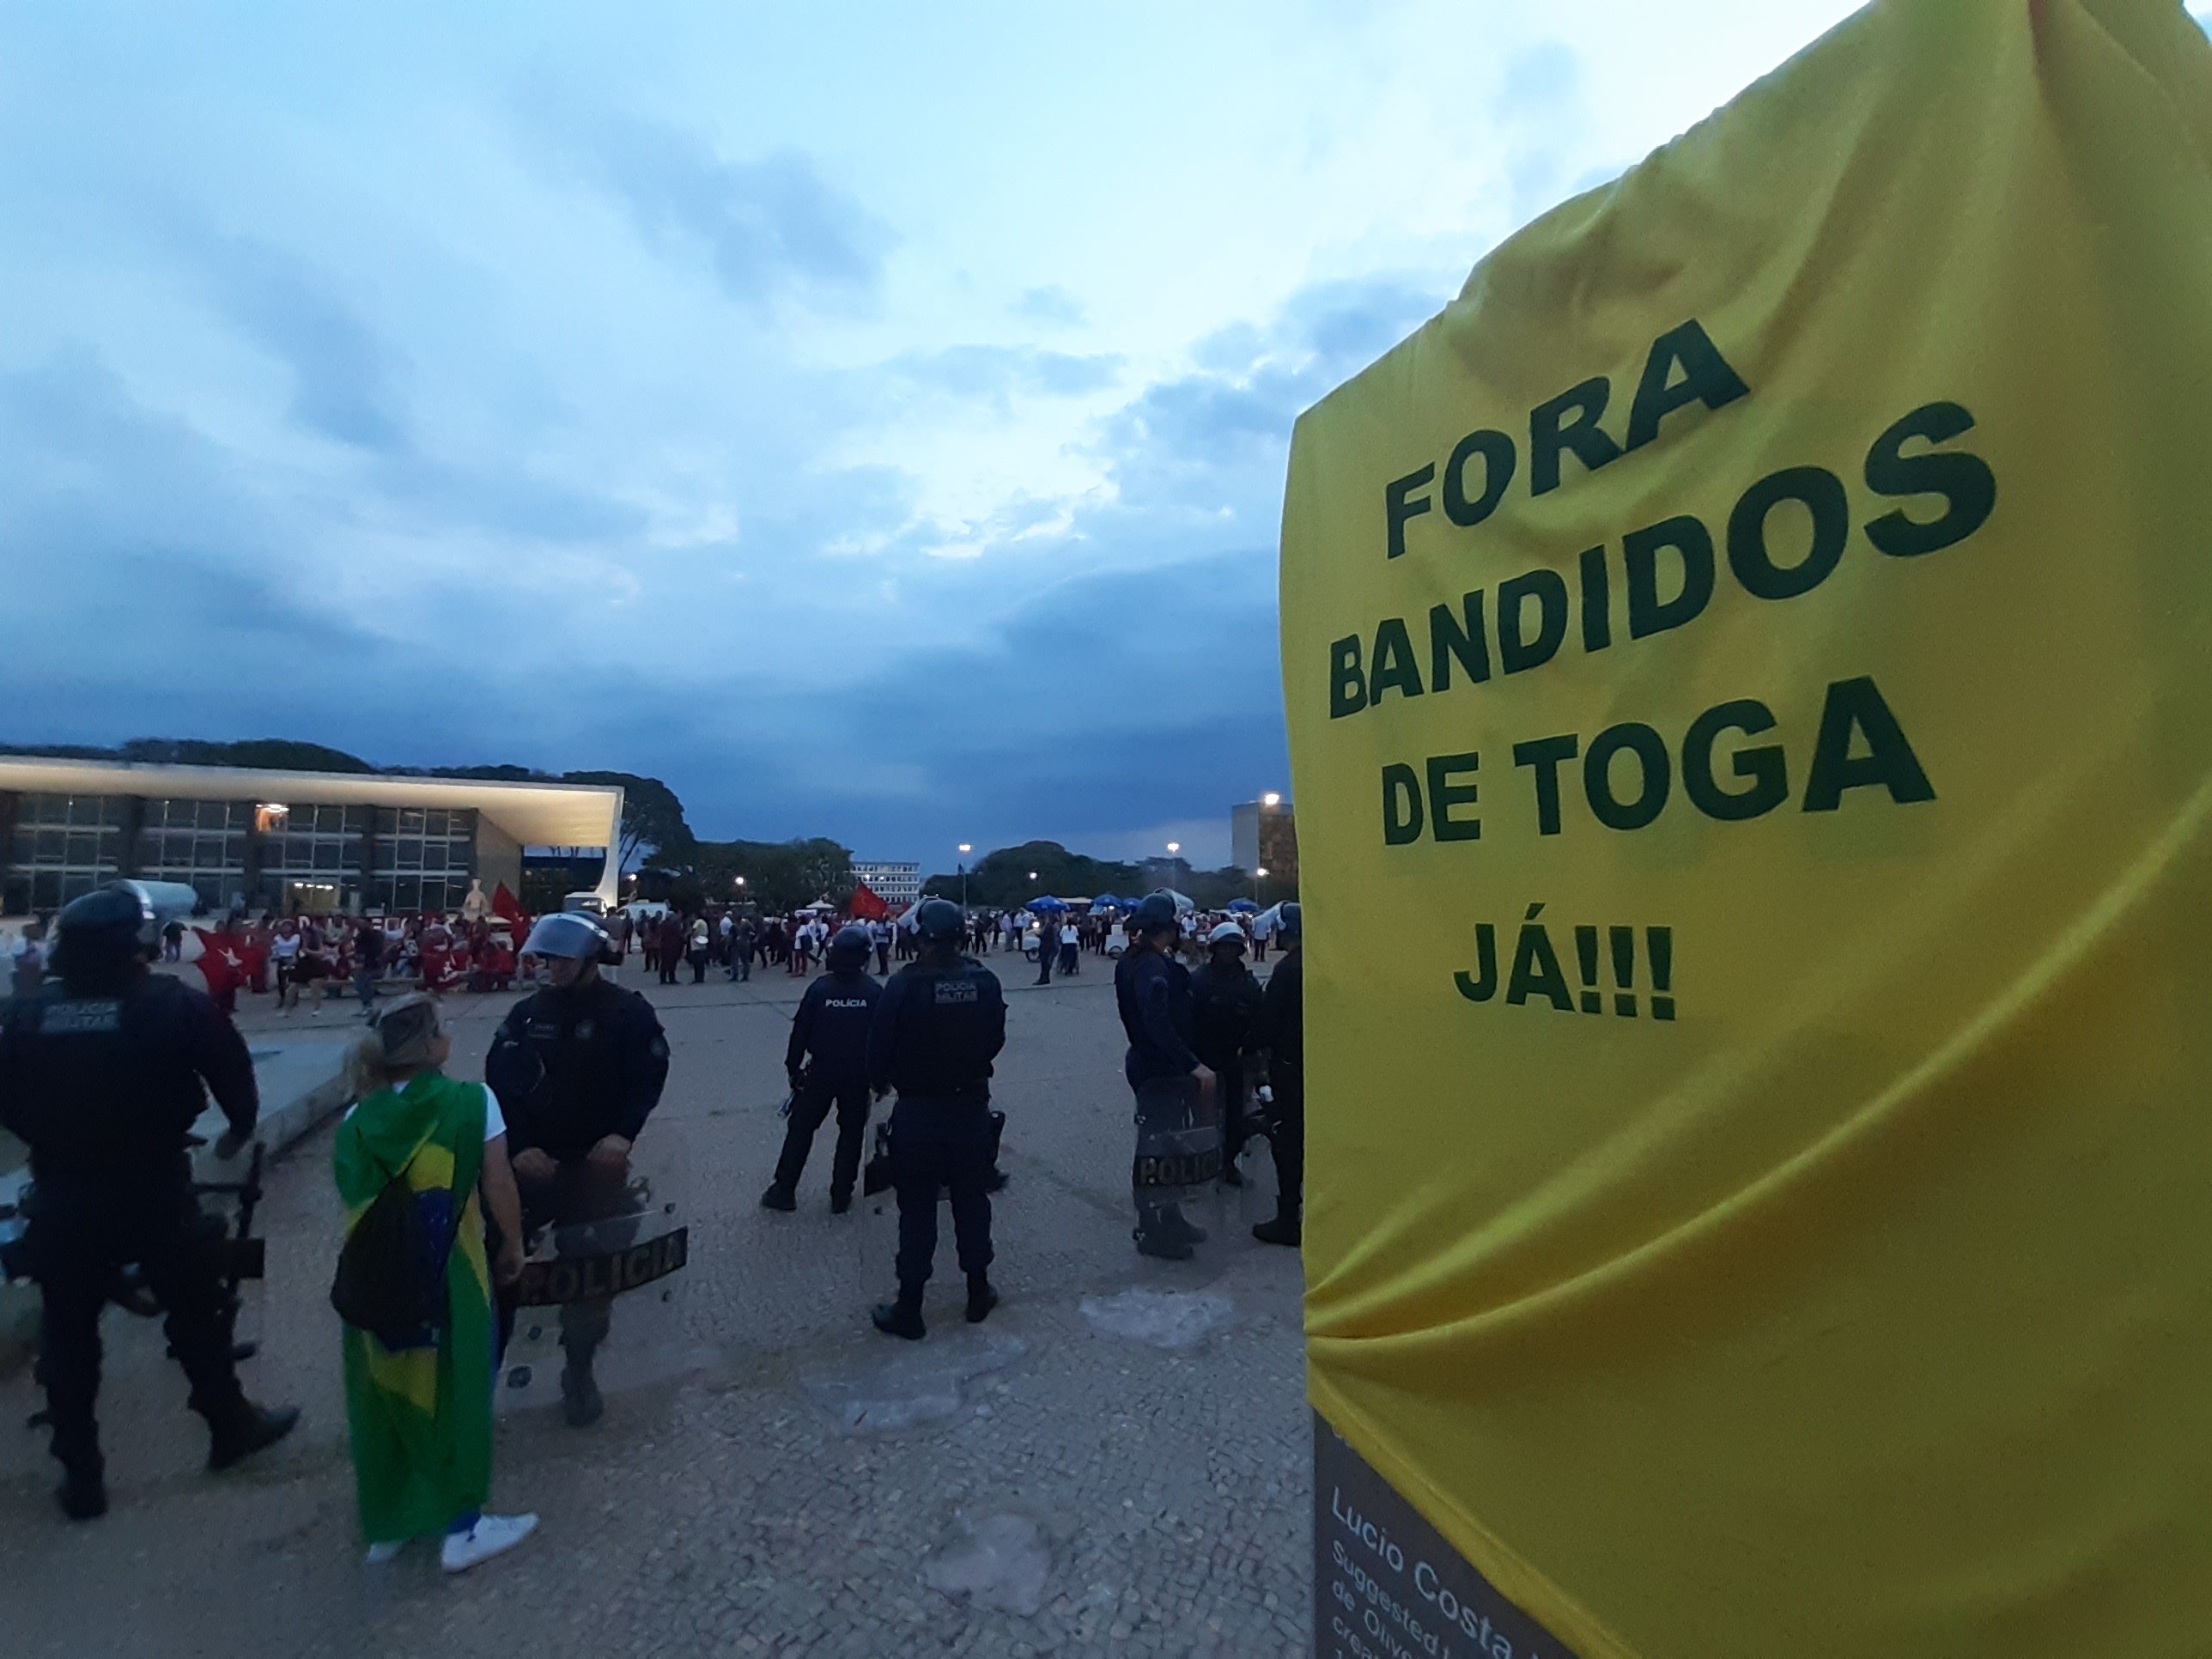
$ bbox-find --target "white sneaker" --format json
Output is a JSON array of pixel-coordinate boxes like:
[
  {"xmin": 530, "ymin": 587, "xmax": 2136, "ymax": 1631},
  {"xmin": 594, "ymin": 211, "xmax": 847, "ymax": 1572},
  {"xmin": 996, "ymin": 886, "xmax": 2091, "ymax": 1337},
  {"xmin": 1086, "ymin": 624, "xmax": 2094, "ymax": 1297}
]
[
  {"xmin": 441, "ymin": 1512, "xmax": 538, "ymax": 1574},
  {"xmin": 364, "ymin": 1540, "xmax": 404, "ymax": 1565}
]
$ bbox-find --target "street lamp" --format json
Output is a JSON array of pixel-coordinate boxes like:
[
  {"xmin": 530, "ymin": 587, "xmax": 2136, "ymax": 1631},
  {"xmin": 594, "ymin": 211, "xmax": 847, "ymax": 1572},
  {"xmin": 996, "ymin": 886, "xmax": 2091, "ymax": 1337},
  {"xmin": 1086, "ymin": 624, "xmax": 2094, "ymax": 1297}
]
[
  {"xmin": 957, "ymin": 844, "xmax": 973, "ymax": 909},
  {"xmin": 1166, "ymin": 842, "xmax": 1181, "ymax": 857},
  {"xmin": 1255, "ymin": 866, "xmax": 1268, "ymax": 902},
  {"xmin": 1261, "ymin": 792, "xmax": 1282, "ymax": 808}
]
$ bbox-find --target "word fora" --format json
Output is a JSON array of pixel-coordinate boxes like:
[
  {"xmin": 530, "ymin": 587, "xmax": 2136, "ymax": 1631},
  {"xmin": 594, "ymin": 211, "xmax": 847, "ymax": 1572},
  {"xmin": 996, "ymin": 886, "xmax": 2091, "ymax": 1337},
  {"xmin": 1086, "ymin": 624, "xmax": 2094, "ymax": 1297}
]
[
  {"xmin": 1382, "ymin": 676, "xmax": 1933, "ymax": 846},
  {"xmin": 1456, "ymin": 908, "xmax": 1674, "ymax": 1019}
]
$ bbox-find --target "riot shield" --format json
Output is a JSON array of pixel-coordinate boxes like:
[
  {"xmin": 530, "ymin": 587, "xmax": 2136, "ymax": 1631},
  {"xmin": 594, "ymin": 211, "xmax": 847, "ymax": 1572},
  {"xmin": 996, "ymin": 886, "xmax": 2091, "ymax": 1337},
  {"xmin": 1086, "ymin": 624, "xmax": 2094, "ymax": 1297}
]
[
  {"xmin": 1131, "ymin": 1075, "xmax": 1222, "ymax": 1207},
  {"xmin": 500, "ymin": 1170, "xmax": 694, "ymax": 1410}
]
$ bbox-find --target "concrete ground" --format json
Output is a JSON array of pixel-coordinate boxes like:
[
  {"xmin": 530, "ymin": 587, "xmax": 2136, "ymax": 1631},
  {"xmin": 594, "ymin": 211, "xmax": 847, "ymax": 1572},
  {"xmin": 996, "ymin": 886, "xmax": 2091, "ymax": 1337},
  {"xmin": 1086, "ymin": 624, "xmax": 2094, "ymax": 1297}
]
[{"xmin": 0, "ymin": 953, "xmax": 1312, "ymax": 1658}]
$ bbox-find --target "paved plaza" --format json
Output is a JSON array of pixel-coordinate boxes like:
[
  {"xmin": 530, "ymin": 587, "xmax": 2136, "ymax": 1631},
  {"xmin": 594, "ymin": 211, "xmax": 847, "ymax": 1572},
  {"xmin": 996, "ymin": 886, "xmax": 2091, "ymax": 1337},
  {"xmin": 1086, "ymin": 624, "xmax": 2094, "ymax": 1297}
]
[{"xmin": 0, "ymin": 960, "xmax": 1313, "ymax": 1657}]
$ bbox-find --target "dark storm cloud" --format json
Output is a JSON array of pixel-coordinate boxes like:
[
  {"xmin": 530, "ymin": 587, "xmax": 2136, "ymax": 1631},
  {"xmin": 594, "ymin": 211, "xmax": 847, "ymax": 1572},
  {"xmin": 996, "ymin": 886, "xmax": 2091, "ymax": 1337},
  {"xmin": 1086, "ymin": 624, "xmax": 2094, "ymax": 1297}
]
[
  {"xmin": 1095, "ymin": 275, "xmax": 1442, "ymax": 509},
  {"xmin": 562, "ymin": 112, "xmax": 894, "ymax": 307},
  {"xmin": 0, "ymin": 350, "xmax": 453, "ymax": 750},
  {"xmin": 659, "ymin": 544, "xmax": 1291, "ymax": 854},
  {"xmin": 184, "ymin": 231, "xmax": 413, "ymax": 452}
]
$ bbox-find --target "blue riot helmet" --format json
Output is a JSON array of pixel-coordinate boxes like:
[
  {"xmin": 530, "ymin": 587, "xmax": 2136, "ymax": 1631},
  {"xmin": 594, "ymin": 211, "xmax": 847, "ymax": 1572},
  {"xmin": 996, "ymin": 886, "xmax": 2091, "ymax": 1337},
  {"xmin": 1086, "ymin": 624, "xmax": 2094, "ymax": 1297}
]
[
  {"xmin": 913, "ymin": 899, "xmax": 965, "ymax": 943},
  {"xmin": 830, "ymin": 924, "xmax": 874, "ymax": 967},
  {"xmin": 1130, "ymin": 893, "xmax": 1181, "ymax": 938},
  {"xmin": 1278, "ymin": 902, "xmax": 1302, "ymax": 942},
  {"xmin": 522, "ymin": 911, "xmax": 613, "ymax": 960},
  {"xmin": 52, "ymin": 882, "xmax": 160, "ymax": 991}
]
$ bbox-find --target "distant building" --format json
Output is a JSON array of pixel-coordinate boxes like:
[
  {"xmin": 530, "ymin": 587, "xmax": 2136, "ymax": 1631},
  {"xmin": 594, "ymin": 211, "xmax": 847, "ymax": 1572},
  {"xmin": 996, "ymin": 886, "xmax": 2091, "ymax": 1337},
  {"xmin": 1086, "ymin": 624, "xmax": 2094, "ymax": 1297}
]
[
  {"xmin": 0, "ymin": 754, "xmax": 622, "ymax": 916},
  {"xmin": 852, "ymin": 859, "xmax": 921, "ymax": 907},
  {"xmin": 1231, "ymin": 797, "xmax": 1298, "ymax": 894}
]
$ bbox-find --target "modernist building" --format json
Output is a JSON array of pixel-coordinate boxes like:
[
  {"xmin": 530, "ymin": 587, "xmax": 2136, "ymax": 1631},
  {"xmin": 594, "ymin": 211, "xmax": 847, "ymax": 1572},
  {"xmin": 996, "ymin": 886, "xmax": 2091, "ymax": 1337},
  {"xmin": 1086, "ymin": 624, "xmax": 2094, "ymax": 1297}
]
[
  {"xmin": 1230, "ymin": 795, "xmax": 1298, "ymax": 892},
  {"xmin": 0, "ymin": 756, "xmax": 622, "ymax": 918},
  {"xmin": 851, "ymin": 859, "xmax": 921, "ymax": 907}
]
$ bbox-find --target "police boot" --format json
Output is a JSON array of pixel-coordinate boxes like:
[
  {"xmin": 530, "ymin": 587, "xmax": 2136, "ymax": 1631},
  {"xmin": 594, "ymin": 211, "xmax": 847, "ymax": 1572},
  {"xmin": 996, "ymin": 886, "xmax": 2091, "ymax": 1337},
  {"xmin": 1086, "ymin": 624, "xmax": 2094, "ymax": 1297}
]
[
  {"xmin": 57, "ymin": 1460, "xmax": 107, "ymax": 1522},
  {"xmin": 50, "ymin": 1431, "xmax": 107, "ymax": 1522},
  {"xmin": 1251, "ymin": 1200, "xmax": 1302, "ymax": 1249},
  {"xmin": 758, "ymin": 1182, "xmax": 798, "ymax": 1212},
  {"xmin": 872, "ymin": 1287, "xmax": 926, "ymax": 1341},
  {"xmin": 1161, "ymin": 1206, "xmax": 1208, "ymax": 1246},
  {"xmin": 963, "ymin": 1274, "xmax": 1000, "ymax": 1325},
  {"xmin": 560, "ymin": 1349, "xmax": 605, "ymax": 1428},
  {"xmin": 207, "ymin": 1402, "xmax": 302, "ymax": 1470},
  {"xmin": 1133, "ymin": 1212, "xmax": 1195, "ymax": 1262},
  {"xmin": 830, "ymin": 1187, "xmax": 854, "ymax": 1215}
]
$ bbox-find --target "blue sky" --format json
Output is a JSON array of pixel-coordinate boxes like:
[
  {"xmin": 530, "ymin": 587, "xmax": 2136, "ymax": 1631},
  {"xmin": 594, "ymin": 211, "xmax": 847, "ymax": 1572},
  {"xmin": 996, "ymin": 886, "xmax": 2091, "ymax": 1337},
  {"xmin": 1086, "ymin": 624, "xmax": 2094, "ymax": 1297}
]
[{"xmin": 0, "ymin": 0, "xmax": 2040, "ymax": 866}]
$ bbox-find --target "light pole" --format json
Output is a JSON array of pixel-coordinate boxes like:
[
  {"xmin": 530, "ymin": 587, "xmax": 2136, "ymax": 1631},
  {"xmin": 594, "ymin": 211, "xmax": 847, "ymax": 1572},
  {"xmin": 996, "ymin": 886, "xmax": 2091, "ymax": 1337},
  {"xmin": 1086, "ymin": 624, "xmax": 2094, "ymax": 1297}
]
[
  {"xmin": 1255, "ymin": 866, "xmax": 1268, "ymax": 903},
  {"xmin": 957, "ymin": 843, "xmax": 972, "ymax": 910}
]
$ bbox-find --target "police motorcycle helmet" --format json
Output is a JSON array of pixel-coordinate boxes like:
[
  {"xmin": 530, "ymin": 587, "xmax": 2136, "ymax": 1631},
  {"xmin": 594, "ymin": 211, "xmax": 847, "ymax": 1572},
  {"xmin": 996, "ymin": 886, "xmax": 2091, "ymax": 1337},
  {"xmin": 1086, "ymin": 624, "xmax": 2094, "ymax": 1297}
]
[
  {"xmin": 912, "ymin": 898, "xmax": 965, "ymax": 944},
  {"xmin": 522, "ymin": 910, "xmax": 618, "ymax": 965},
  {"xmin": 828, "ymin": 924, "xmax": 874, "ymax": 967}
]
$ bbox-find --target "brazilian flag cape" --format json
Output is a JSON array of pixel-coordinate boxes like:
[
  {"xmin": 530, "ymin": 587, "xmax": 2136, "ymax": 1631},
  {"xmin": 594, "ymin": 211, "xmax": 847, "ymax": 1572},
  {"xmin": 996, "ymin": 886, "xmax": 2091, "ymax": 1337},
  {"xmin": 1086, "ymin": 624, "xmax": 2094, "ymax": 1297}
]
[
  {"xmin": 333, "ymin": 1069, "xmax": 493, "ymax": 1543},
  {"xmin": 1279, "ymin": 1, "xmax": 2212, "ymax": 1652}
]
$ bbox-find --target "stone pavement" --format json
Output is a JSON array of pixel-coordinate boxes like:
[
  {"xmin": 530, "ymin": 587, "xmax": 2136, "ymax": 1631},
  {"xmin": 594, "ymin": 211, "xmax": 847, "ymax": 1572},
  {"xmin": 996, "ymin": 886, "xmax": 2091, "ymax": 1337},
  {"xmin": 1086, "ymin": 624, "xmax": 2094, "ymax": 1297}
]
[{"xmin": 0, "ymin": 956, "xmax": 1313, "ymax": 1657}]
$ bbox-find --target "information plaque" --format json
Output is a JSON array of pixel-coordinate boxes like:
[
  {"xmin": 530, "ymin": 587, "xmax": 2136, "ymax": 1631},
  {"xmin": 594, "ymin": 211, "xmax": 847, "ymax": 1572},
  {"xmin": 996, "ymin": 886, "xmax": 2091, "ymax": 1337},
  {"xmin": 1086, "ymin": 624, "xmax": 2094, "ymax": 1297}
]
[{"xmin": 1315, "ymin": 1414, "xmax": 1575, "ymax": 1659}]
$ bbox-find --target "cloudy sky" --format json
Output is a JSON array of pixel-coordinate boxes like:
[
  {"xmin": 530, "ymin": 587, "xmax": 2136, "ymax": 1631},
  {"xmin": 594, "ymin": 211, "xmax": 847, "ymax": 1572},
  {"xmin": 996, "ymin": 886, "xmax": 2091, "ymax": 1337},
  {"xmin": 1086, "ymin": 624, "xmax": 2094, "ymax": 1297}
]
[{"xmin": 13, "ymin": 2, "xmax": 2165, "ymax": 867}]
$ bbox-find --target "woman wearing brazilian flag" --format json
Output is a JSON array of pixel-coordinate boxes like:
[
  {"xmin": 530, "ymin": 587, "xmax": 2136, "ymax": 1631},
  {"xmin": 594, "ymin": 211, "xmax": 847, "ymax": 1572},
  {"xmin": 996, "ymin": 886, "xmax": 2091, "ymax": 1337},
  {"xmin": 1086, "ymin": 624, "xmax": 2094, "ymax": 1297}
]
[{"xmin": 333, "ymin": 993, "xmax": 538, "ymax": 1573}]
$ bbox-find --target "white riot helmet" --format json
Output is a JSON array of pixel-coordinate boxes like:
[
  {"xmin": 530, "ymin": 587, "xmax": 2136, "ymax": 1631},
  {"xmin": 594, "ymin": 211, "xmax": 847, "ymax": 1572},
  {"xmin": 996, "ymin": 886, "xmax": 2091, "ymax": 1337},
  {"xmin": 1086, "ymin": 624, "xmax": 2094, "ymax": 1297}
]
[
  {"xmin": 522, "ymin": 911, "xmax": 612, "ymax": 960},
  {"xmin": 1206, "ymin": 921, "xmax": 1249, "ymax": 951}
]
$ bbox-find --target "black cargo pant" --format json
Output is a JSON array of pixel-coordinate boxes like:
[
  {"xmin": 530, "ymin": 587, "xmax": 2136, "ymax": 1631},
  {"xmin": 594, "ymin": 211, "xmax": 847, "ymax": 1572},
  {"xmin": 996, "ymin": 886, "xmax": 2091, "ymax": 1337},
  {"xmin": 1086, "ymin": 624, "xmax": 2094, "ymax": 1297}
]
[
  {"xmin": 29, "ymin": 1176, "xmax": 246, "ymax": 1474},
  {"xmin": 890, "ymin": 1092, "xmax": 994, "ymax": 1290},
  {"xmin": 773, "ymin": 1075, "xmax": 871, "ymax": 1200},
  {"xmin": 1267, "ymin": 1063, "xmax": 1305, "ymax": 1217}
]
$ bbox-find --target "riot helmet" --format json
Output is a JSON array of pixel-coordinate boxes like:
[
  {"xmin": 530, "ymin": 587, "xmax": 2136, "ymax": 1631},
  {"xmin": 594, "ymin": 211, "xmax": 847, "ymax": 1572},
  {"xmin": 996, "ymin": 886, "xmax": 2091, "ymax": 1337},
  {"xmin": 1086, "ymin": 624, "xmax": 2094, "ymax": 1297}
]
[
  {"xmin": 829, "ymin": 924, "xmax": 874, "ymax": 969},
  {"xmin": 913, "ymin": 899, "xmax": 965, "ymax": 943}
]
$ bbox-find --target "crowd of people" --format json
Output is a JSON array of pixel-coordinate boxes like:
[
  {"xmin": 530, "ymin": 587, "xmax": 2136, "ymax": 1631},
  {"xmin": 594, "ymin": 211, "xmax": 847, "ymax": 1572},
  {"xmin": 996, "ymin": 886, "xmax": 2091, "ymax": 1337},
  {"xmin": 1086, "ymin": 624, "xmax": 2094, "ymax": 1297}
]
[{"xmin": 0, "ymin": 879, "xmax": 1304, "ymax": 1582}]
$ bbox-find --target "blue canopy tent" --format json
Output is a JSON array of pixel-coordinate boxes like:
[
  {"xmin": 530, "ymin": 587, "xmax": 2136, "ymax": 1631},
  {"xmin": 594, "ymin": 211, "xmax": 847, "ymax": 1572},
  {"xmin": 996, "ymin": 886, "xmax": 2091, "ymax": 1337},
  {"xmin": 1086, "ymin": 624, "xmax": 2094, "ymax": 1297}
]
[
  {"xmin": 1091, "ymin": 894, "xmax": 1123, "ymax": 911},
  {"xmin": 1227, "ymin": 899, "xmax": 1260, "ymax": 914},
  {"xmin": 1026, "ymin": 896, "xmax": 1070, "ymax": 914}
]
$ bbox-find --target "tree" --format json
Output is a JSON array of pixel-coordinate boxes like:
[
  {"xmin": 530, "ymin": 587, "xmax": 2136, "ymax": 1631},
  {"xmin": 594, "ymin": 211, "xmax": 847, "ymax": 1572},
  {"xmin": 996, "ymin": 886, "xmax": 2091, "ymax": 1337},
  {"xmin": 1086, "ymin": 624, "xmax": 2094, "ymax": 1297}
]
[
  {"xmin": 693, "ymin": 837, "xmax": 855, "ymax": 913},
  {"xmin": 562, "ymin": 771, "xmax": 696, "ymax": 872}
]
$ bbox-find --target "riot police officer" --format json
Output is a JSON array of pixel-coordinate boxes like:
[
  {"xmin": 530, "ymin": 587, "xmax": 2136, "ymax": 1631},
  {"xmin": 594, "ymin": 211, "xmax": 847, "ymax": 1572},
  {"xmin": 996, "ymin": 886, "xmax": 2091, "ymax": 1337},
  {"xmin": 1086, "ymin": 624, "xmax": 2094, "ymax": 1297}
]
[
  {"xmin": 486, "ymin": 911, "xmax": 670, "ymax": 1426},
  {"xmin": 0, "ymin": 884, "xmax": 299, "ymax": 1520},
  {"xmin": 1115, "ymin": 892, "xmax": 1216, "ymax": 1261},
  {"xmin": 867, "ymin": 898, "xmax": 1004, "ymax": 1340},
  {"xmin": 1253, "ymin": 902, "xmax": 1304, "ymax": 1247},
  {"xmin": 1190, "ymin": 921, "xmax": 1264, "ymax": 1188},
  {"xmin": 762, "ymin": 924, "xmax": 881, "ymax": 1214}
]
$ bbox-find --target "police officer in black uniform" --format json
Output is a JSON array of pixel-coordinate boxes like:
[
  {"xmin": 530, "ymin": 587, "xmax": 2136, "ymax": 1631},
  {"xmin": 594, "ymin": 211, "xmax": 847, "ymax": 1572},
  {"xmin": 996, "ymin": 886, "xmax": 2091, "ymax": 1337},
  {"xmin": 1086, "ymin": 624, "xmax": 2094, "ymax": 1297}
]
[
  {"xmin": 1115, "ymin": 892, "xmax": 1217, "ymax": 1261},
  {"xmin": 0, "ymin": 884, "xmax": 299, "ymax": 1520},
  {"xmin": 486, "ymin": 910, "xmax": 670, "ymax": 1426},
  {"xmin": 1190, "ymin": 921, "xmax": 1265, "ymax": 1188},
  {"xmin": 762, "ymin": 924, "xmax": 882, "ymax": 1214},
  {"xmin": 1253, "ymin": 902, "xmax": 1304, "ymax": 1247},
  {"xmin": 867, "ymin": 898, "xmax": 1005, "ymax": 1340}
]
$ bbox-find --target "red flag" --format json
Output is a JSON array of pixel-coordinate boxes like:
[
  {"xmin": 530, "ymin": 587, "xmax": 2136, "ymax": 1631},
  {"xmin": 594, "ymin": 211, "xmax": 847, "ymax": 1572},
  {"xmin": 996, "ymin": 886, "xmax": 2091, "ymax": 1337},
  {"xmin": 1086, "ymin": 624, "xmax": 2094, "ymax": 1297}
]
[
  {"xmin": 848, "ymin": 882, "xmax": 890, "ymax": 921},
  {"xmin": 192, "ymin": 927, "xmax": 256, "ymax": 1012},
  {"xmin": 492, "ymin": 882, "xmax": 526, "ymax": 926}
]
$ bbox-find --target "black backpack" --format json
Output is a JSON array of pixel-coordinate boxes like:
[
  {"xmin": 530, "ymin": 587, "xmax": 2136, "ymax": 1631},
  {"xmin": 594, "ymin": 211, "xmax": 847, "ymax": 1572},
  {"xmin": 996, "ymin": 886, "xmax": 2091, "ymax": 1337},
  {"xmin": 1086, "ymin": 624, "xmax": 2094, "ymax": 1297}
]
[{"xmin": 331, "ymin": 1144, "xmax": 453, "ymax": 1341}]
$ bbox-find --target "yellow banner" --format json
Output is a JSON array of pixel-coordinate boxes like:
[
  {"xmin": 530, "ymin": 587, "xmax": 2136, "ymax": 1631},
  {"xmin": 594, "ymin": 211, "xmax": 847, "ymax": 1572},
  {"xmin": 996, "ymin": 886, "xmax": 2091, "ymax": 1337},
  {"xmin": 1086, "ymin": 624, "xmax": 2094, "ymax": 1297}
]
[{"xmin": 1279, "ymin": 3, "xmax": 2212, "ymax": 1653}]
